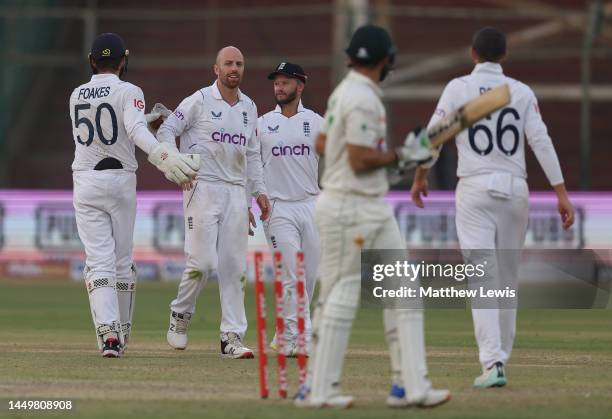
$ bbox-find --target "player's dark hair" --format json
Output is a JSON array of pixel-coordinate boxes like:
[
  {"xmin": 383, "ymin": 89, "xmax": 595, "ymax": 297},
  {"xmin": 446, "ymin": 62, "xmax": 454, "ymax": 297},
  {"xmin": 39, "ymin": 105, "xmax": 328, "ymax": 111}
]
[
  {"xmin": 91, "ymin": 57, "xmax": 122, "ymax": 73},
  {"xmin": 472, "ymin": 27, "xmax": 506, "ymax": 62},
  {"xmin": 348, "ymin": 56, "xmax": 382, "ymax": 69}
]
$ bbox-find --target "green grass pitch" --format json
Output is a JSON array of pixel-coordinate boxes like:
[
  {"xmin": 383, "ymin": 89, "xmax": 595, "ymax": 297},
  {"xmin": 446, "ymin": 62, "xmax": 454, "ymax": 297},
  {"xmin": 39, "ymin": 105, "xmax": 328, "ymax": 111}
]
[{"xmin": 1, "ymin": 279, "xmax": 611, "ymax": 419}]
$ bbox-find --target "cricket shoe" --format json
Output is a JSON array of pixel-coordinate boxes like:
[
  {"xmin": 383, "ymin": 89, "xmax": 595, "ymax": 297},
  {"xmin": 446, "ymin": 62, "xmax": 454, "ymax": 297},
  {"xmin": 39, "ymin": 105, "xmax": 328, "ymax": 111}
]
[
  {"xmin": 386, "ymin": 385, "xmax": 451, "ymax": 408},
  {"xmin": 474, "ymin": 361, "xmax": 507, "ymax": 388},
  {"xmin": 385, "ymin": 384, "xmax": 406, "ymax": 407},
  {"xmin": 166, "ymin": 311, "xmax": 192, "ymax": 350},
  {"xmin": 285, "ymin": 340, "xmax": 311, "ymax": 358},
  {"xmin": 102, "ymin": 336, "xmax": 121, "ymax": 358},
  {"xmin": 294, "ymin": 384, "xmax": 311, "ymax": 403},
  {"xmin": 294, "ymin": 391, "xmax": 354, "ymax": 409},
  {"xmin": 221, "ymin": 332, "xmax": 254, "ymax": 359},
  {"xmin": 271, "ymin": 333, "xmax": 311, "ymax": 357}
]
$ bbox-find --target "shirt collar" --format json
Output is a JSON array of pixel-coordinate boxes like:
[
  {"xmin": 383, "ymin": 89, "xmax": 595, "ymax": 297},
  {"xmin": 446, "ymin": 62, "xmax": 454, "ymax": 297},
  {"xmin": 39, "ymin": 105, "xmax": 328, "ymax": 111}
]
[
  {"xmin": 211, "ymin": 79, "xmax": 243, "ymax": 102},
  {"xmin": 471, "ymin": 62, "xmax": 504, "ymax": 76},
  {"xmin": 273, "ymin": 100, "xmax": 305, "ymax": 114},
  {"xmin": 91, "ymin": 73, "xmax": 119, "ymax": 81},
  {"xmin": 347, "ymin": 70, "xmax": 383, "ymax": 97}
]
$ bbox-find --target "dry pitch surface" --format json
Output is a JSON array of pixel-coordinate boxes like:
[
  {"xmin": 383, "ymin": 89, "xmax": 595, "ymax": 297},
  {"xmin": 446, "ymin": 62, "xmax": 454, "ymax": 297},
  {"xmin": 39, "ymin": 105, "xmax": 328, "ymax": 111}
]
[{"xmin": 1, "ymin": 279, "xmax": 611, "ymax": 419}]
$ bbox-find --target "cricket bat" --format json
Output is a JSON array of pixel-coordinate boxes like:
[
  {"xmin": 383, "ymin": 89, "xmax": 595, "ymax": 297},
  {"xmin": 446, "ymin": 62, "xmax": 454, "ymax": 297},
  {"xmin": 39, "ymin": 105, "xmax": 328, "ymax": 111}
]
[{"xmin": 427, "ymin": 84, "xmax": 511, "ymax": 148}]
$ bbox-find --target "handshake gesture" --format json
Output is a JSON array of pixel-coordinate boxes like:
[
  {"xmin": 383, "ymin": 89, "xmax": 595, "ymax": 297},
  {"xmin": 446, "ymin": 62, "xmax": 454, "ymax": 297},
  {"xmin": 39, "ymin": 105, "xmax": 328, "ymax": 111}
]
[
  {"xmin": 148, "ymin": 143, "xmax": 200, "ymax": 185},
  {"xmin": 145, "ymin": 103, "xmax": 200, "ymax": 185},
  {"xmin": 145, "ymin": 103, "xmax": 200, "ymax": 186}
]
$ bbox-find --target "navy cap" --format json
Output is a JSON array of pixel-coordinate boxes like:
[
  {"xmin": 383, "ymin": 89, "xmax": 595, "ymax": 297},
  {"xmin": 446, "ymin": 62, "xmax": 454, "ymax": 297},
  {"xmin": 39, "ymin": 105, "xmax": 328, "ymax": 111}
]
[
  {"xmin": 268, "ymin": 62, "xmax": 307, "ymax": 83},
  {"xmin": 90, "ymin": 33, "xmax": 128, "ymax": 61}
]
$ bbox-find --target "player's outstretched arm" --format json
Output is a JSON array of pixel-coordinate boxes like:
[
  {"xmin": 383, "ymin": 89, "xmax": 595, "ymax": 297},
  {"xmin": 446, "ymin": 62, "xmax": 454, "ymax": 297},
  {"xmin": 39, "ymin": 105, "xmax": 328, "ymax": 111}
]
[
  {"xmin": 347, "ymin": 129, "xmax": 432, "ymax": 174},
  {"xmin": 346, "ymin": 144, "xmax": 397, "ymax": 173},
  {"xmin": 123, "ymin": 87, "xmax": 200, "ymax": 186}
]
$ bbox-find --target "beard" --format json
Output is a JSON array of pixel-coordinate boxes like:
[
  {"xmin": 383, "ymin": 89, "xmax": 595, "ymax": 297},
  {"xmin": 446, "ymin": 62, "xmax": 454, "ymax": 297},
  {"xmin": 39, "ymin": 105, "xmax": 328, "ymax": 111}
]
[
  {"xmin": 275, "ymin": 89, "xmax": 297, "ymax": 105},
  {"xmin": 220, "ymin": 72, "xmax": 241, "ymax": 89}
]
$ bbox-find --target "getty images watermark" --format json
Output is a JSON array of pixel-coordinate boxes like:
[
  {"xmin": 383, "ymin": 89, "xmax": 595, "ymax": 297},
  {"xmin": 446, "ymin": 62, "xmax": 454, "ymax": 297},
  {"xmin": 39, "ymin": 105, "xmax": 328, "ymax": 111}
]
[{"xmin": 361, "ymin": 249, "xmax": 612, "ymax": 309}]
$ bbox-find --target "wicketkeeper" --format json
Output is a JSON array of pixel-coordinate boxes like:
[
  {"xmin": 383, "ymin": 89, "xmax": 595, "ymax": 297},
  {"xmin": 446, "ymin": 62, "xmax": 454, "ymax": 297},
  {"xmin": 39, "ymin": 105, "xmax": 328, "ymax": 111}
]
[{"xmin": 70, "ymin": 33, "xmax": 200, "ymax": 357}]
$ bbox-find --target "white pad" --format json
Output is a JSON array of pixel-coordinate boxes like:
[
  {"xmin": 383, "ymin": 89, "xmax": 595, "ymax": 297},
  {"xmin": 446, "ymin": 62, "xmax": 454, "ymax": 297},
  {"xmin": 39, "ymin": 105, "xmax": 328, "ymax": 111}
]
[
  {"xmin": 383, "ymin": 308, "xmax": 402, "ymax": 386},
  {"xmin": 309, "ymin": 276, "xmax": 359, "ymax": 404},
  {"xmin": 96, "ymin": 321, "xmax": 122, "ymax": 341},
  {"xmin": 85, "ymin": 274, "xmax": 120, "ymax": 349},
  {"xmin": 117, "ymin": 265, "xmax": 137, "ymax": 349},
  {"xmin": 396, "ymin": 309, "xmax": 431, "ymax": 403}
]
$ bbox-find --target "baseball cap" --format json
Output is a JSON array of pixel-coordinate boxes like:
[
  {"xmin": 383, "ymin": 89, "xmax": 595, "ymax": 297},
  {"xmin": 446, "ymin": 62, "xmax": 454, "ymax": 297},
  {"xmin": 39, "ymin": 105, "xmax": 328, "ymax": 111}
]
[
  {"xmin": 268, "ymin": 62, "xmax": 307, "ymax": 83},
  {"xmin": 90, "ymin": 33, "xmax": 128, "ymax": 61},
  {"xmin": 346, "ymin": 25, "xmax": 396, "ymax": 65}
]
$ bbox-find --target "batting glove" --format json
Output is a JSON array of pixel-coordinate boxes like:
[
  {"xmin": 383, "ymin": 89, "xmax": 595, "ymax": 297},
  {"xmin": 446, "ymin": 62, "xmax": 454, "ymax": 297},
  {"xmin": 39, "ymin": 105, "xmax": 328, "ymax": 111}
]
[{"xmin": 395, "ymin": 127, "xmax": 433, "ymax": 171}]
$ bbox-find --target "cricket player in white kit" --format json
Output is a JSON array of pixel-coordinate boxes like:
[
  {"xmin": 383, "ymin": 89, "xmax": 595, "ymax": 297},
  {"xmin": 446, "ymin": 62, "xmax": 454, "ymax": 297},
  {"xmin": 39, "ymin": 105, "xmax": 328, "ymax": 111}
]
[
  {"xmin": 257, "ymin": 62, "xmax": 322, "ymax": 355},
  {"xmin": 161, "ymin": 46, "xmax": 270, "ymax": 358},
  {"xmin": 296, "ymin": 25, "xmax": 450, "ymax": 409},
  {"xmin": 70, "ymin": 33, "xmax": 200, "ymax": 357},
  {"xmin": 412, "ymin": 27, "xmax": 575, "ymax": 387}
]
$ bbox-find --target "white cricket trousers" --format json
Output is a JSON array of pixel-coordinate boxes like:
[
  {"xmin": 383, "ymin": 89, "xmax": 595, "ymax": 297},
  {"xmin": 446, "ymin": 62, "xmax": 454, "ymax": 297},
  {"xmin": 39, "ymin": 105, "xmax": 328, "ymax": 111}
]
[
  {"xmin": 170, "ymin": 181, "xmax": 249, "ymax": 337},
  {"xmin": 263, "ymin": 197, "xmax": 319, "ymax": 342},
  {"xmin": 73, "ymin": 170, "xmax": 136, "ymax": 327},
  {"xmin": 309, "ymin": 190, "xmax": 431, "ymax": 403},
  {"xmin": 455, "ymin": 174, "xmax": 529, "ymax": 370}
]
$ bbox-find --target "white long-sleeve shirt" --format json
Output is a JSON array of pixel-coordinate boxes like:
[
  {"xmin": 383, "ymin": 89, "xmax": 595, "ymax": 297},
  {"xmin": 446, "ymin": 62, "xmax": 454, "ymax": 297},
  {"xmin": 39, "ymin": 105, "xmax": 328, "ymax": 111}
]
[
  {"xmin": 69, "ymin": 74, "xmax": 159, "ymax": 171},
  {"xmin": 257, "ymin": 102, "xmax": 322, "ymax": 201},
  {"xmin": 426, "ymin": 62, "xmax": 564, "ymax": 186},
  {"xmin": 157, "ymin": 80, "xmax": 266, "ymax": 196}
]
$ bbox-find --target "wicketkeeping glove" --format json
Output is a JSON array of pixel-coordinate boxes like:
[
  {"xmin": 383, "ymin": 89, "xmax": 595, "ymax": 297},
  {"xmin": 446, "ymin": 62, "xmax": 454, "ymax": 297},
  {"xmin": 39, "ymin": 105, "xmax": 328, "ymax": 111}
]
[
  {"xmin": 145, "ymin": 103, "xmax": 171, "ymax": 123},
  {"xmin": 395, "ymin": 127, "xmax": 433, "ymax": 171},
  {"xmin": 148, "ymin": 143, "xmax": 201, "ymax": 185},
  {"xmin": 145, "ymin": 103, "xmax": 172, "ymax": 134}
]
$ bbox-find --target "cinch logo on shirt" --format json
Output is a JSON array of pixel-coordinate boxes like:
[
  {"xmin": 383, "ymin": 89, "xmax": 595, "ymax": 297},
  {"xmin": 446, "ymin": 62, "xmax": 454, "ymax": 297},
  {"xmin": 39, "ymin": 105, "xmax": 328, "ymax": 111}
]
[
  {"xmin": 212, "ymin": 129, "xmax": 247, "ymax": 146},
  {"xmin": 271, "ymin": 144, "xmax": 311, "ymax": 156}
]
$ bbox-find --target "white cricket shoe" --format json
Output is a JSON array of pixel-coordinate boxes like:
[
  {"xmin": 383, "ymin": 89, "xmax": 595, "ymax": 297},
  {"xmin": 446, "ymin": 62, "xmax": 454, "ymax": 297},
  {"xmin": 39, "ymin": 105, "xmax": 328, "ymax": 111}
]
[
  {"xmin": 271, "ymin": 333, "xmax": 311, "ymax": 357},
  {"xmin": 221, "ymin": 332, "xmax": 254, "ymax": 359},
  {"xmin": 417, "ymin": 389, "xmax": 452, "ymax": 408},
  {"xmin": 386, "ymin": 385, "xmax": 451, "ymax": 408},
  {"xmin": 386, "ymin": 384, "xmax": 407, "ymax": 407},
  {"xmin": 474, "ymin": 361, "xmax": 507, "ymax": 388},
  {"xmin": 295, "ymin": 393, "xmax": 354, "ymax": 409},
  {"xmin": 285, "ymin": 340, "xmax": 311, "ymax": 358},
  {"xmin": 166, "ymin": 311, "xmax": 191, "ymax": 350}
]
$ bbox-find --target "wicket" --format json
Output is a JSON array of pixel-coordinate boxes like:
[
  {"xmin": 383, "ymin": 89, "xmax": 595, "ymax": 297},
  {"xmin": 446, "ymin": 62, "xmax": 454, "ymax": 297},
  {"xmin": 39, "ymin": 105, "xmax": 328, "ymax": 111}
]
[{"xmin": 254, "ymin": 250, "xmax": 307, "ymax": 399}]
